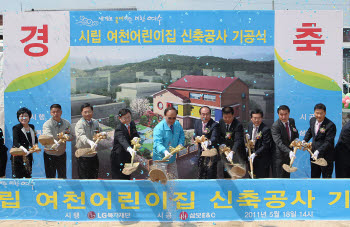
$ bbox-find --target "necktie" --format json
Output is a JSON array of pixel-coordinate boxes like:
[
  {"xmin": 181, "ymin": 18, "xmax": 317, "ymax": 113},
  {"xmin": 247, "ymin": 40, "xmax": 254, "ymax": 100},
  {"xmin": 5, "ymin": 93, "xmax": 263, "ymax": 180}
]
[
  {"xmin": 170, "ymin": 125, "xmax": 173, "ymax": 132},
  {"xmin": 285, "ymin": 122, "xmax": 291, "ymax": 140},
  {"xmin": 226, "ymin": 124, "xmax": 229, "ymax": 132},
  {"xmin": 315, "ymin": 122, "xmax": 320, "ymax": 135},
  {"xmin": 202, "ymin": 122, "xmax": 207, "ymax": 133},
  {"xmin": 127, "ymin": 125, "xmax": 131, "ymax": 135},
  {"xmin": 252, "ymin": 126, "xmax": 257, "ymax": 140}
]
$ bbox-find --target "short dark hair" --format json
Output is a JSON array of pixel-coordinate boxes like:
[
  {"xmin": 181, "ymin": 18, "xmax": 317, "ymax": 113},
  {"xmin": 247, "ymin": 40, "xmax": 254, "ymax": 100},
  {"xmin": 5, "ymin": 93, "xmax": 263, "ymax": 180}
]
[
  {"xmin": 81, "ymin": 103, "xmax": 93, "ymax": 112},
  {"xmin": 250, "ymin": 109, "xmax": 264, "ymax": 118},
  {"xmin": 199, "ymin": 106, "xmax": 211, "ymax": 114},
  {"xmin": 50, "ymin": 104, "xmax": 62, "ymax": 110},
  {"xmin": 118, "ymin": 108, "xmax": 132, "ymax": 117},
  {"xmin": 222, "ymin": 107, "xmax": 234, "ymax": 115},
  {"xmin": 277, "ymin": 105, "xmax": 290, "ymax": 114},
  {"xmin": 314, "ymin": 103, "xmax": 326, "ymax": 112},
  {"xmin": 164, "ymin": 106, "xmax": 177, "ymax": 116},
  {"xmin": 17, "ymin": 107, "xmax": 32, "ymax": 121}
]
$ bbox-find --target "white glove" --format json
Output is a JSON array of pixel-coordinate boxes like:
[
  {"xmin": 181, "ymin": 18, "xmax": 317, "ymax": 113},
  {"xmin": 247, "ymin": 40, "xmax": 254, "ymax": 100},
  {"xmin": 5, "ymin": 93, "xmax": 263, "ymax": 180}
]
[
  {"xmin": 164, "ymin": 150, "xmax": 172, "ymax": 158},
  {"xmin": 20, "ymin": 146, "xmax": 30, "ymax": 156},
  {"xmin": 203, "ymin": 140, "xmax": 209, "ymax": 148},
  {"xmin": 100, "ymin": 132, "xmax": 107, "ymax": 136},
  {"xmin": 289, "ymin": 150, "xmax": 296, "ymax": 159},
  {"xmin": 219, "ymin": 144, "xmax": 226, "ymax": 149},
  {"xmin": 245, "ymin": 148, "xmax": 249, "ymax": 153},
  {"xmin": 312, "ymin": 150, "xmax": 319, "ymax": 160},
  {"xmin": 51, "ymin": 139, "xmax": 60, "ymax": 150},
  {"xmin": 249, "ymin": 153, "xmax": 256, "ymax": 163},
  {"xmin": 226, "ymin": 151, "xmax": 234, "ymax": 161},
  {"xmin": 87, "ymin": 140, "xmax": 97, "ymax": 150},
  {"xmin": 127, "ymin": 147, "xmax": 136, "ymax": 156},
  {"xmin": 301, "ymin": 140, "xmax": 307, "ymax": 146}
]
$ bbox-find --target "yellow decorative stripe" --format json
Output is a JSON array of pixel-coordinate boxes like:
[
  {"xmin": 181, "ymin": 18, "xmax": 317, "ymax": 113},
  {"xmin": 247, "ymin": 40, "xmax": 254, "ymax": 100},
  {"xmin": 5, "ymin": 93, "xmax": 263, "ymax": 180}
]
[
  {"xmin": 275, "ymin": 49, "xmax": 341, "ymax": 91},
  {"xmin": 5, "ymin": 49, "xmax": 70, "ymax": 92}
]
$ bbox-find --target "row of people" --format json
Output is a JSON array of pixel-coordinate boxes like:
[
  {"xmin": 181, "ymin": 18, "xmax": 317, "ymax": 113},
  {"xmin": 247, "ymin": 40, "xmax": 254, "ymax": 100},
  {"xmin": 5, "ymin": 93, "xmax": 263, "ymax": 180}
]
[{"xmin": 0, "ymin": 102, "xmax": 348, "ymax": 179}]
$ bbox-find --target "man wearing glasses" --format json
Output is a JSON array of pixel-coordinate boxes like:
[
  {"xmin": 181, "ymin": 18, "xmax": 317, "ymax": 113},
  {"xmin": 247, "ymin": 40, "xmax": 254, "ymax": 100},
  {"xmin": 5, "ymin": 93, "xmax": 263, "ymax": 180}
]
[
  {"xmin": 153, "ymin": 106, "xmax": 185, "ymax": 179},
  {"xmin": 194, "ymin": 106, "xmax": 220, "ymax": 179}
]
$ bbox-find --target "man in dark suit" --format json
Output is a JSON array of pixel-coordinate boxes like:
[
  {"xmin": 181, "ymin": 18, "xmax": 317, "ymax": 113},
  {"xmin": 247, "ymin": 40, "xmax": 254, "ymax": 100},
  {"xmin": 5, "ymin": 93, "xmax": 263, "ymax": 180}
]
[
  {"xmin": 193, "ymin": 106, "xmax": 220, "ymax": 179},
  {"xmin": 111, "ymin": 109, "xmax": 140, "ymax": 180},
  {"xmin": 247, "ymin": 109, "xmax": 273, "ymax": 178},
  {"xmin": 271, "ymin": 105, "xmax": 299, "ymax": 178},
  {"xmin": 219, "ymin": 107, "xmax": 246, "ymax": 178},
  {"xmin": 335, "ymin": 120, "xmax": 350, "ymax": 178},
  {"xmin": 304, "ymin": 103, "xmax": 336, "ymax": 178}
]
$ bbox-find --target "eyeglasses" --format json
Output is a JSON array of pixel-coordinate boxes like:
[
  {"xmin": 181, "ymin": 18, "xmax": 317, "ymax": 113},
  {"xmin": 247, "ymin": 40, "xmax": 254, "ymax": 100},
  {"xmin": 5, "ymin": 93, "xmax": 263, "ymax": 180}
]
[{"xmin": 167, "ymin": 117, "xmax": 176, "ymax": 120}]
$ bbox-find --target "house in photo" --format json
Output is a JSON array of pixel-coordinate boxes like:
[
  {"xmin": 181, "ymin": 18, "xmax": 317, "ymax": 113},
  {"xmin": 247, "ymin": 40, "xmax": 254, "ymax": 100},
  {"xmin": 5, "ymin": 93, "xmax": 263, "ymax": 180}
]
[{"xmin": 153, "ymin": 75, "xmax": 249, "ymax": 129}]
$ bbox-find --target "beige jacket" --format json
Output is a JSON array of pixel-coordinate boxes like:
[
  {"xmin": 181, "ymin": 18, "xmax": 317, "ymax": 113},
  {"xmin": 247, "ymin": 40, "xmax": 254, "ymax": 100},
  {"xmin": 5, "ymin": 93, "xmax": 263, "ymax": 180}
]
[
  {"xmin": 75, "ymin": 118, "xmax": 102, "ymax": 157},
  {"xmin": 42, "ymin": 118, "xmax": 73, "ymax": 156}
]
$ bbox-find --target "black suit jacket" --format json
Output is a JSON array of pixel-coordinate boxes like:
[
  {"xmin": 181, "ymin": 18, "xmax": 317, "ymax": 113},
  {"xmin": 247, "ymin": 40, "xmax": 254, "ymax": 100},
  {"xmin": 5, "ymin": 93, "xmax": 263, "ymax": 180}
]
[
  {"xmin": 111, "ymin": 120, "xmax": 139, "ymax": 155},
  {"xmin": 335, "ymin": 120, "xmax": 350, "ymax": 158},
  {"xmin": 12, "ymin": 123, "xmax": 38, "ymax": 149},
  {"xmin": 219, "ymin": 118, "xmax": 246, "ymax": 162},
  {"xmin": 271, "ymin": 118, "xmax": 299, "ymax": 159},
  {"xmin": 247, "ymin": 121, "xmax": 273, "ymax": 158},
  {"xmin": 304, "ymin": 117, "xmax": 336, "ymax": 161},
  {"xmin": 0, "ymin": 128, "xmax": 8, "ymax": 153},
  {"xmin": 193, "ymin": 118, "xmax": 220, "ymax": 157}
]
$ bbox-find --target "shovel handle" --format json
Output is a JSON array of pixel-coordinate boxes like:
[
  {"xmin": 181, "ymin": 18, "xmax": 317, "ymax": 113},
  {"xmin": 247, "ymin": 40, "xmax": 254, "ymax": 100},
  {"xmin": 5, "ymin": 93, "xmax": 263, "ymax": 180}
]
[
  {"xmin": 131, "ymin": 150, "xmax": 135, "ymax": 167},
  {"xmin": 306, "ymin": 148, "xmax": 314, "ymax": 156}
]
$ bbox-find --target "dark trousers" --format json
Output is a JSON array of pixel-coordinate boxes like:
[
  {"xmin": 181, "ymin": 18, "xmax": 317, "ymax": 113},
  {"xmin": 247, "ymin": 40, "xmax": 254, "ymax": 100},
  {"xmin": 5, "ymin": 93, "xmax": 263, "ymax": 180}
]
[
  {"xmin": 0, "ymin": 150, "xmax": 7, "ymax": 177},
  {"xmin": 198, "ymin": 156, "xmax": 218, "ymax": 179},
  {"xmin": 111, "ymin": 151, "xmax": 131, "ymax": 180},
  {"xmin": 335, "ymin": 152, "xmax": 350, "ymax": 178},
  {"xmin": 311, "ymin": 161, "xmax": 333, "ymax": 178},
  {"xmin": 44, "ymin": 152, "xmax": 66, "ymax": 178},
  {"xmin": 272, "ymin": 154, "xmax": 290, "ymax": 178},
  {"xmin": 11, "ymin": 154, "xmax": 33, "ymax": 178},
  {"xmin": 77, "ymin": 155, "xmax": 99, "ymax": 179},
  {"xmin": 251, "ymin": 157, "xmax": 270, "ymax": 179}
]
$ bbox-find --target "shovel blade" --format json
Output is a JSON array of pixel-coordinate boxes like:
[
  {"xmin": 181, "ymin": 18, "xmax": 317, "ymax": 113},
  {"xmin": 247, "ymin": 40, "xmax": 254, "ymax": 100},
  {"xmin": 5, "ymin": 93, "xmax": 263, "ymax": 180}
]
[
  {"xmin": 201, "ymin": 148, "xmax": 218, "ymax": 157},
  {"xmin": 122, "ymin": 162, "xmax": 140, "ymax": 175},
  {"xmin": 282, "ymin": 164, "xmax": 298, "ymax": 173},
  {"xmin": 149, "ymin": 169, "xmax": 168, "ymax": 184},
  {"xmin": 312, "ymin": 158, "xmax": 328, "ymax": 167}
]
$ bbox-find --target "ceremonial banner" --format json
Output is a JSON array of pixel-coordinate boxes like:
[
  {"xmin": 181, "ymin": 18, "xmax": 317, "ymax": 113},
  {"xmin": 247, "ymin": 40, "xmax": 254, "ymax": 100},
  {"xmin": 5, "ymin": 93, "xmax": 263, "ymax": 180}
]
[
  {"xmin": 275, "ymin": 11, "xmax": 343, "ymax": 178},
  {"xmin": 0, "ymin": 179, "xmax": 349, "ymax": 221},
  {"xmin": 0, "ymin": 10, "xmax": 344, "ymax": 222},
  {"xmin": 3, "ymin": 12, "xmax": 71, "ymax": 178}
]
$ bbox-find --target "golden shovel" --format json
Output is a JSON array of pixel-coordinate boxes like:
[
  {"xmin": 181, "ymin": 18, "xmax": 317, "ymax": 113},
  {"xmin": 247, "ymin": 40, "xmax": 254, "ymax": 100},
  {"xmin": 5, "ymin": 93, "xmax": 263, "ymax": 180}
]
[
  {"xmin": 302, "ymin": 142, "xmax": 328, "ymax": 167},
  {"xmin": 282, "ymin": 140, "xmax": 302, "ymax": 173},
  {"xmin": 150, "ymin": 145, "xmax": 184, "ymax": 184},
  {"xmin": 245, "ymin": 134, "xmax": 256, "ymax": 179},
  {"xmin": 219, "ymin": 145, "xmax": 246, "ymax": 178},
  {"xmin": 10, "ymin": 144, "xmax": 41, "ymax": 156},
  {"xmin": 195, "ymin": 135, "xmax": 218, "ymax": 157},
  {"xmin": 75, "ymin": 132, "xmax": 107, "ymax": 158},
  {"xmin": 122, "ymin": 137, "xmax": 141, "ymax": 175}
]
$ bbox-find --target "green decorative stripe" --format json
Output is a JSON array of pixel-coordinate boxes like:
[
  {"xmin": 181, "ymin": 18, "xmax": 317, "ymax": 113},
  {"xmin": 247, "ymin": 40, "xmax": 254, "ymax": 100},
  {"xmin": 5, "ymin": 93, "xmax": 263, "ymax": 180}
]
[
  {"xmin": 5, "ymin": 49, "xmax": 70, "ymax": 92},
  {"xmin": 275, "ymin": 49, "xmax": 341, "ymax": 91}
]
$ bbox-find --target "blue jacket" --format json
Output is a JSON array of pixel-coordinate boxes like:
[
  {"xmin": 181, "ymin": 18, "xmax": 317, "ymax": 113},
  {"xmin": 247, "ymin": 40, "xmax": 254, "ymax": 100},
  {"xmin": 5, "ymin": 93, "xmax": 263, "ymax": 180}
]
[{"xmin": 153, "ymin": 119, "xmax": 185, "ymax": 164}]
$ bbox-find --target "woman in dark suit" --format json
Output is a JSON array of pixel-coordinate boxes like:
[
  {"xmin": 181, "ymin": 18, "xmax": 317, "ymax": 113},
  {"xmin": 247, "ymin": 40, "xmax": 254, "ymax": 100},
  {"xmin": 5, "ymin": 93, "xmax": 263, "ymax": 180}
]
[
  {"xmin": 0, "ymin": 128, "xmax": 8, "ymax": 177},
  {"xmin": 111, "ymin": 109, "xmax": 140, "ymax": 180},
  {"xmin": 12, "ymin": 107, "xmax": 38, "ymax": 178}
]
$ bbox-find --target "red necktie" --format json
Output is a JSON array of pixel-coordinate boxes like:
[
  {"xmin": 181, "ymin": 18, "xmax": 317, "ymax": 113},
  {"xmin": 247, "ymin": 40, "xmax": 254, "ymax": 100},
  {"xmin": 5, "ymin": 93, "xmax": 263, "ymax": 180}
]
[
  {"xmin": 127, "ymin": 125, "xmax": 131, "ymax": 135},
  {"xmin": 285, "ymin": 122, "xmax": 291, "ymax": 140}
]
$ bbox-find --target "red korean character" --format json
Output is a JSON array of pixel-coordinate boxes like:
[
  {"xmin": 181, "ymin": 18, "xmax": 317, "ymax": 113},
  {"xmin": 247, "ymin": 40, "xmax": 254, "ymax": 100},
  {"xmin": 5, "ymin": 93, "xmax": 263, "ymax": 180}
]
[
  {"xmin": 20, "ymin": 24, "xmax": 48, "ymax": 57},
  {"xmin": 293, "ymin": 23, "xmax": 325, "ymax": 56}
]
